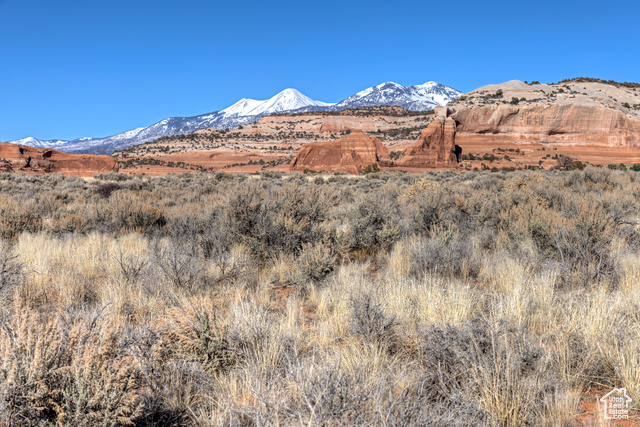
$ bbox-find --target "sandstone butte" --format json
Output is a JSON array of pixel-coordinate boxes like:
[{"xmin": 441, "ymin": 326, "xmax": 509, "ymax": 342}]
[
  {"xmin": 0, "ymin": 142, "xmax": 118, "ymax": 177},
  {"xmin": 289, "ymin": 130, "xmax": 390, "ymax": 174},
  {"xmin": 396, "ymin": 107, "xmax": 459, "ymax": 168}
]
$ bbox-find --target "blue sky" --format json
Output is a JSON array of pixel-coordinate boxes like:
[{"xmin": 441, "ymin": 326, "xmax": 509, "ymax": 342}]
[{"xmin": 1, "ymin": 0, "xmax": 638, "ymax": 141}]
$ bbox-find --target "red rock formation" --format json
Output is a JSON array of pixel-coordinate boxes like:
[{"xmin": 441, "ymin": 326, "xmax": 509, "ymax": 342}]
[
  {"xmin": 452, "ymin": 104, "xmax": 640, "ymax": 148},
  {"xmin": 289, "ymin": 130, "xmax": 390, "ymax": 174},
  {"xmin": 0, "ymin": 142, "xmax": 119, "ymax": 176},
  {"xmin": 397, "ymin": 109, "xmax": 458, "ymax": 168}
]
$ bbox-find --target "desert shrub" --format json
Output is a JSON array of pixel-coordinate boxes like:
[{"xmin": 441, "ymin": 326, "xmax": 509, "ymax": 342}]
[
  {"xmin": 95, "ymin": 182, "xmax": 122, "ymax": 198},
  {"xmin": 282, "ymin": 360, "xmax": 369, "ymax": 425},
  {"xmin": 582, "ymin": 167, "xmax": 619, "ymax": 188},
  {"xmin": 0, "ymin": 305, "xmax": 143, "ymax": 426},
  {"xmin": 260, "ymin": 171, "xmax": 282, "ymax": 180},
  {"xmin": 287, "ymin": 242, "xmax": 336, "ymax": 289},
  {"xmin": 556, "ymin": 155, "xmax": 584, "ymax": 171},
  {"xmin": 0, "ymin": 240, "xmax": 24, "ymax": 296},
  {"xmin": 198, "ymin": 218, "xmax": 229, "ymax": 261},
  {"xmin": 107, "ymin": 192, "xmax": 167, "ymax": 234},
  {"xmin": 399, "ymin": 181, "xmax": 444, "ymax": 234},
  {"xmin": 53, "ymin": 212, "xmax": 90, "ymax": 233},
  {"xmin": 186, "ymin": 218, "xmax": 253, "ymax": 286},
  {"xmin": 0, "ymin": 198, "xmax": 43, "ymax": 239},
  {"xmin": 225, "ymin": 184, "xmax": 331, "ymax": 261},
  {"xmin": 3, "ymin": 169, "xmax": 640, "ymax": 425},
  {"xmin": 94, "ymin": 171, "xmax": 131, "ymax": 181},
  {"xmin": 115, "ymin": 249, "xmax": 150, "ymax": 285},
  {"xmin": 399, "ymin": 179, "xmax": 480, "ymax": 237},
  {"xmin": 361, "ymin": 163, "xmax": 381, "ymax": 174},
  {"xmin": 151, "ymin": 237, "xmax": 204, "ymax": 291},
  {"xmin": 347, "ymin": 196, "xmax": 399, "ymax": 253},
  {"xmin": 409, "ymin": 233, "xmax": 481, "ymax": 279},
  {"xmin": 118, "ymin": 325, "xmax": 211, "ymax": 426},
  {"xmin": 162, "ymin": 300, "xmax": 235, "ymax": 374},
  {"xmin": 348, "ymin": 292, "xmax": 397, "ymax": 348},
  {"xmin": 549, "ymin": 200, "xmax": 620, "ymax": 287},
  {"xmin": 133, "ymin": 360, "xmax": 198, "ymax": 426},
  {"xmin": 419, "ymin": 319, "xmax": 561, "ymax": 426}
]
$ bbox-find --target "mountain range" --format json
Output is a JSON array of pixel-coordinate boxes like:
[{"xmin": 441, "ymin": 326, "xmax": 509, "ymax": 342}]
[{"xmin": 9, "ymin": 82, "xmax": 461, "ymax": 155}]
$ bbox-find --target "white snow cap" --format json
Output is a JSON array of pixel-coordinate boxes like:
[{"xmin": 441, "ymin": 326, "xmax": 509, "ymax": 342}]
[{"xmin": 222, "ymin": 88, "xmax": 334, "ymax": 117}]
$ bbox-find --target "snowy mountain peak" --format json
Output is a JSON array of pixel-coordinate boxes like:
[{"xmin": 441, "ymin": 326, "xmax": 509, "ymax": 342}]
[
  {"xmin": 13, "ymin": 136, "xmax": 70, "ymax": 148},
  {"xmin": 221, "ymin": 88, "xmax": 333, "ymax": 117},
  {"xmin": 279, "ymin": 88, "xmax": 303, "ymax": 96},
  {"xmin": 376, "ymin": 82, "xmax": 402, "ymax": 89},
  {"xmin": 335, "ymin": 81, "xmax": 461, "ymax": 111},
  {"xmin": 13, "ymin": 137, "xmax": 40, "ymax": 145}
]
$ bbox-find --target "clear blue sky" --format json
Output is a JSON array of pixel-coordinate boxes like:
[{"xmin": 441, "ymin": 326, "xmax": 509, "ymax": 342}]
[{"xmin": 1, "ymin": 0, "xmax": 638, "ymax": 141}]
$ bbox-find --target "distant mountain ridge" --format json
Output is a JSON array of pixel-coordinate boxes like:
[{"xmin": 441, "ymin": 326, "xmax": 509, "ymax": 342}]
[
  {"xmin": 334, "ymin": 81, "xmax": 461, "ymax": 111},
  {"xmin": 10, "ymin": 82, "xmax": 461, "ymax": 154}
]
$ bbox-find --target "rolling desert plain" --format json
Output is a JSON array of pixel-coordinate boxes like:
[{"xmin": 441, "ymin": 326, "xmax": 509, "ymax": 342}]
[{"xmin": 2, "ymin": 78, "xmax": 640, "ymax": 425}]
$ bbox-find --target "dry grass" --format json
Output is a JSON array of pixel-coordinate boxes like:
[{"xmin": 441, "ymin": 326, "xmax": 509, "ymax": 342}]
[{"xmin": 0, "ymin": 168, "xmax": 639, "ymax": 425}]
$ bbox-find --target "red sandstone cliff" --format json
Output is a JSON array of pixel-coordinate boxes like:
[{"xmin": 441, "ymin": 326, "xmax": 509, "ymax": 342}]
[
  {"xmin": 452, "ymin": 104, "xmax": 640, "ymax": 148},
  {"xmin": 0, "ymin": 142, "xmax": 119, "ymax": 176},
  {"xmin": 449, "ymin": 80, "xmax": 640, "ymax": 149}
]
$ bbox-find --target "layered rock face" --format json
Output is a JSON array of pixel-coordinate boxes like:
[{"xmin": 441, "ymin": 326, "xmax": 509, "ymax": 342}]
[
  {"xmin": 397, "ymin": 109, "xmax": 459, "ymax": 167},
  {"xmin": 289, "ymin": 130, "xmax": 390, "ymax": 174},
  {"xmin": 0, "ymin": 142, "xmax": 119, "ymax": 176},
  {"xmin": 448, "ymin": 79, "xmax": 640, "ymax": 149},
  {"xmin": 452, "ymin": 104, "xmax": 640, "ymax": 148}
]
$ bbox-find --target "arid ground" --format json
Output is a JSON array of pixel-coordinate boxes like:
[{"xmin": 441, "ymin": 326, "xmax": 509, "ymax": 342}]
[{"xmin": 1, "ymin": 168, "xmax": 640, "ymax": 425}]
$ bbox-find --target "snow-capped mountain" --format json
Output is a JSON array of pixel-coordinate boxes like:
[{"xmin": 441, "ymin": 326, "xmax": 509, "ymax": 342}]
[
  {"xmin": 222, "ymin": 88, "xmax": 333, "ymax": 117},
  {"xmin": 9, "ymin": 82, "xmax": 460, "ymax": 155},
  {"xmin": 335, "ymin": 81, "xmax": 462, "ymax": 111},
  {"xmin": 10, "ymin": 136, "xmax": 74, "ymax": 149}
]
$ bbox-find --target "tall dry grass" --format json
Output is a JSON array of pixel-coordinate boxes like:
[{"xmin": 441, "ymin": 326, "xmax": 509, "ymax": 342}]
[{"xmin": 0, "ymin": 168, "xmax": 638, "ymax": 425}]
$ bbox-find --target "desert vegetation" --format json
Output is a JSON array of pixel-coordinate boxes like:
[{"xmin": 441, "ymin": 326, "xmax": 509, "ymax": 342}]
[{"xmin": 1, "ymin": 168, "xmax": 639, "ymax": 425}]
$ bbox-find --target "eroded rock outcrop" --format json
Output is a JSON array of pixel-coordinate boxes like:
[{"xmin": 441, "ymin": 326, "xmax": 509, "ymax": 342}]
[
  {"xmin": 397, "ymin": 108, "xmax": 459, "ymax": 168},
  {"xmin": 0, "ymin": 142, "xmax": 119, "ymax": 176},
  {"xmin": 289, "ymin": 130, "xmax": 390, "ymax": 174},
  {"xmin": 452, "ymin": 104, "xmax": 640, "ymax": 148},
  {"xmin": 448, "ymin": 79, "xmax": 640, "ymax": 149}
]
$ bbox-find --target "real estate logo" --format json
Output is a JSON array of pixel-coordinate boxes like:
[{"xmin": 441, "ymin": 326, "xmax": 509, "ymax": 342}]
[{"xmin": 600, "ymin": 388, "xmax": 632, "ymax": 420}]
